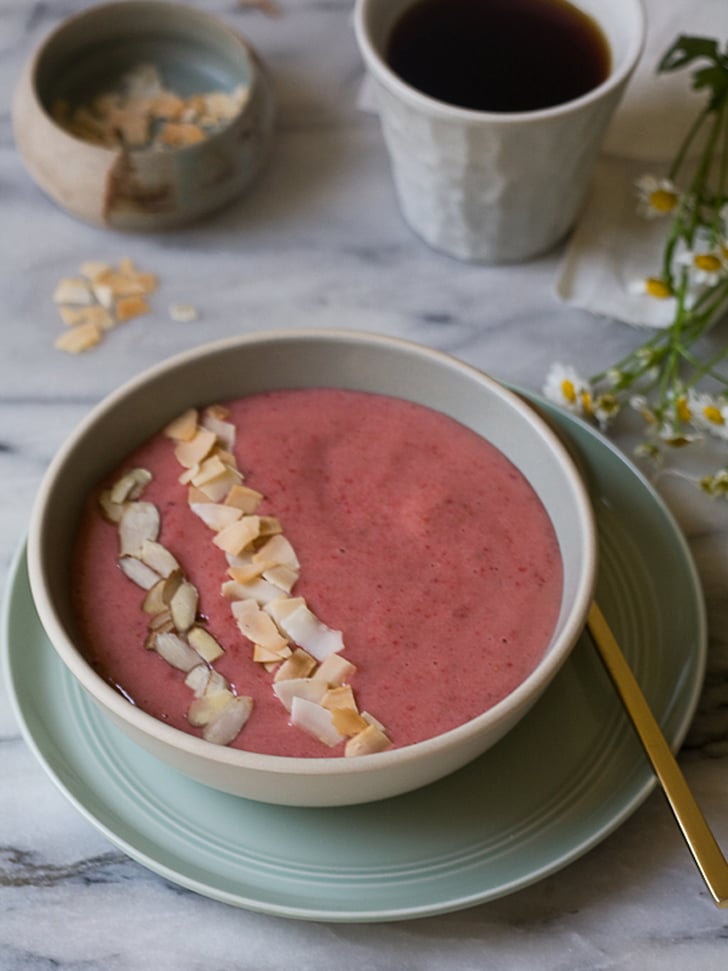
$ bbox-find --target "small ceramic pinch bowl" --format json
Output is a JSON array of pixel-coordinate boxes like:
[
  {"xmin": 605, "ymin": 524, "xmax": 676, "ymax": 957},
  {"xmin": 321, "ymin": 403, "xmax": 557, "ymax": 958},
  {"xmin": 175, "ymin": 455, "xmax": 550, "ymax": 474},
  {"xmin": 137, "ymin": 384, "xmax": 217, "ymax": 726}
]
[
  {"xmin": 27, "ymin": 330, "xmax": 597, "ymax": 807},
  {"xmin": 12, "ymin": 0, "xmax": 275, "ymax": 230}
]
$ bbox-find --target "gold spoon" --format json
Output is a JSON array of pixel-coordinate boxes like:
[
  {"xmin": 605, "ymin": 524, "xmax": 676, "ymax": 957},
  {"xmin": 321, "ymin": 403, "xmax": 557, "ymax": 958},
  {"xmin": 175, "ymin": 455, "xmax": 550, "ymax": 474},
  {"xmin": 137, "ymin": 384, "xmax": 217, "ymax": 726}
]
[
  {"xmin": 523, "ymin": 395, "xmax": 728, "ymax": 906},
  {"xmin": 586, "ymin": 602, "xmax": 728, "ymax": 908}
]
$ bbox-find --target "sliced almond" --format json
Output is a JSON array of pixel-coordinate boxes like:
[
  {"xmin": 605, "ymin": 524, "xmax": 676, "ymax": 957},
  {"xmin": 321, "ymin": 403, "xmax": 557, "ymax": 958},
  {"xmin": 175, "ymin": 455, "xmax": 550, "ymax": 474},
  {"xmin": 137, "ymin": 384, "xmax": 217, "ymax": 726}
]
[
  {"xmin": 187, "ymin": 625, "xmax": 225, "ymax": 663},
  {"xmin": 118, "ymin": 555, "xmax": 160, "ymax": 589},
  {"xmin": 344, "ymin": 723, "xmax": 391, "ymax": 757},
  {"xmin": 110, "ymin": 467, "xmax": 152, "ymax": 504},
  {"xmin": 273, "ymin": 647, "xmax": 317, "ymax": 682},
  {"xmin": 187, "ymin": 687, "xmax": 235, "ymax": 726},
  {"xmin": 147, "ymin": 608, "xmax": 174, "ymax": 632},
  {"xmin": 164, "ymin": 408, "xmax": 199, "ymax": 441},
  {"xmin": 153, "ymin": 631, "xmax": 201, "ymax": 672},
  {"xmin": 184, "ymin": 663, "xmax": 211, "ymax": 697},
  {"xmin": 169, "ymin": 579, "xmax": 198, "ymax": 632},
  {"xmin": 118, "ymin": 501, "xmax": 160, "ymax": 556},
  {"xmin": 202, "ymin": 695, "xmax": 253, "ymax": 745},
  {"xmin": 142, "ymin": 577, "xmax": 170, "ymax": 614},
  {"xmin": 139, "ymin": 539, "xmax": 180, "ymax": 578}
]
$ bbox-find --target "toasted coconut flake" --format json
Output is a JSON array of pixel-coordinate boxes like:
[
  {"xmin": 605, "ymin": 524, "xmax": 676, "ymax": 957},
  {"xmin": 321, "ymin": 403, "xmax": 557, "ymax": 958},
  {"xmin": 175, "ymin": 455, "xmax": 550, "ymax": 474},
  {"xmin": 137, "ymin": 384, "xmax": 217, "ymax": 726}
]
[
  {"xmin": 312, "ymin": 654, "xmax": 357, "ymax": 686},
  {"xmin": 153, "ymin": 631, "xmax": 202, "ymax": 672},
  {"xmin": 53, "ymin": 277, "xmax": 94, "ymax": 305},
  {"xmin": 115, "ymin": 295, "xmax": 150, "ymax": 322},
  {"xmin": 139, "ymin": 540, "xmax": 180, "ymax": 577},
  {"xmin": 190, "ymin": 454, "xmax": 233, "ymax": 485},
  {"xmin": 79, "ymin": 260, "xmax": 112, "ymax": 281},
  {"xmin": 273, "ymin": 677, "xmax": 327, "ymax": 712},
  {"xmin": 164, "ymin": 408, "xmax": 199, "ymax": 441},
  {"xmin": 157, "ymin": 121, "xmax": 206, "ymax": 147},
  {"xmin": 252, "ymin": 642, "xmax": 292, "ymax": 663},
  {"xmin": 231, "ymin": 598, "xmax": 288, "ymax": 653},
  {"xmin": 54, "ymin": 320, "xmax": 102, "ymax": 353},
  {"xmin": 201, "ymin": 414, "xmax": 236, "ymax": 451},
  {"xmin": 202, "ymin": 695, "xmax": 253, "ymax": 745},
  {"xmin": 331, "ymin": 708, "xmax": 369, "ymax": 737},
  {"xmin": 257, "ymin": 516, "xmax": 283, "ymax": 537},
  {"xmin": 321, "ymin": 684, "xmax": 358, "ymax": 713},
  {"xmin": 253, "ymin": 534, "xmax": 300, "ymax": 571},
  {"xmin": 190, "ymin": 502, "xmax": 242, "ymax": 531},
  {"xmin": 264, "ymin": 564, "xmax": 300, "ymax": 594},
  {"xmin": 223, "ymin": 484, "xmax": 263, "ymax": 514},
  {"xmin": 187, "ymin": 625, "xmax": 225, "ymax": 663},
  {"xmin": 274, "ymin": 602, "xmax": 344, "ymax": 661},
  {"xmin": 118, "ymin": 501, "xmax": 160, "ymax": 556},
  {"xmin": 58, "ymin": 304, "xmax": 114, "ymax": 331},
  {"xmin": 213, "ymin": 516, "xmax": 261, "ymax": 555},
  {"xmin": 174, "ymin": 427, "xmax": 217, "ymax": 468},
  {"xmin": 290, "ymin": 696, "xmax": 344, "ymax": 747},
  {"xmin": 118, "ymin": 555, "xmax": 160, "ymax": 589},
  {"xmin": 110, "ymin": 467, "xmax": 152, "ymax": 504},
  {"xmin": 197, "ymin": 469, "xmax": 243, "ymax": 502},
  {"xmin": 91, "ymin": 283, "xmax": 115, "ymax": 309},
  {"xmin": 169, "ymin": 580, "xmax": 198, "ymax": 632},
  {"xmin": 345, "ymin": 723, "xmax": 392, "ymax": 757},
  {"xmin": 265, "ymin": 596, "xmax": 306, "ymax": 625},
  {"xmin": 169, "ymin": 302, "xmax": 199, "ymax": 322},
  {"xmin": 273, "ymin": 647, "xmax": 317, "ymax": 682},
  {"xmin": 224, "ymin": 576, "xmax": 285, "ymax": 605},
  {"xmin": 188, "ymin": 688, "xmax": 235, "ymax": 727},
  {"xmin": 228, "ymin": 561, "xmax": 264, "ymax": 584}
]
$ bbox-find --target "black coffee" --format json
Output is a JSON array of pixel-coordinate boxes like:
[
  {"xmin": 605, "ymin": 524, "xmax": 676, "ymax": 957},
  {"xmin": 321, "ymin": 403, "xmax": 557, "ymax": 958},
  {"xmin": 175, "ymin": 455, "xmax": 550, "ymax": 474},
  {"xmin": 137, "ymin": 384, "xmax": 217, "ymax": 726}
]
[{"xmin": 385, "ymin": 0, "xmax": 611, "ymax": 113}]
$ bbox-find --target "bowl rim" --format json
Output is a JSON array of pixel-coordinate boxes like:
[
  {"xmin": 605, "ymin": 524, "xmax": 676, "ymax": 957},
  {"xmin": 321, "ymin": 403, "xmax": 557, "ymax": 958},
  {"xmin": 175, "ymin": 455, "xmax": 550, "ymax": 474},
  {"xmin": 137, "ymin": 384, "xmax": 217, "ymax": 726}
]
[{"xmin": 26, "ymin": 328, "xmax": 598, "ymax": 779}]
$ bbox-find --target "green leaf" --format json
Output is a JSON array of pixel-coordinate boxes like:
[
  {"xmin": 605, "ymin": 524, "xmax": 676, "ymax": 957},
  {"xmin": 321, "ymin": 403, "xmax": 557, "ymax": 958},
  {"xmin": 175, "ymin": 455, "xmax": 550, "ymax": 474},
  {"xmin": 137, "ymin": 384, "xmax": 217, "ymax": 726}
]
[{"xmin": 659, "ymin": 35, "xmax": 721, "ymax": 73}]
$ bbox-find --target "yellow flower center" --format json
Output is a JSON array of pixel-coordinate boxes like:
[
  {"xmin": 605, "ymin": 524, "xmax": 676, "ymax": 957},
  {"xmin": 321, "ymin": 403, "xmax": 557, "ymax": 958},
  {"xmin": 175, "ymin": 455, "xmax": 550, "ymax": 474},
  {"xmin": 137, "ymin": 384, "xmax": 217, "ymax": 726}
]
[
  {"xmin": 580, "ymin": 390, "xmax": 593, "ymax": 416},
  {"xmin": 703, "ymin": 405, "xmax": 725, "ymax": 425},
  {"xmin": 676, "ymin": 397, "xmax": 691, "ymax": 422},
  {"xmin": 645, "ymin": 277, "xmax": 671, "ymax": 299},
  {"xmin": 693, "ymin": 253, "xmax": 722, "ymax": 273},
  {"xmin": 561, "ymin": 379, "xmax": 577, "ymax": 404},
  {"xmin": 649, "ymin": 189, "xmax": 677, "ymax": 213}
]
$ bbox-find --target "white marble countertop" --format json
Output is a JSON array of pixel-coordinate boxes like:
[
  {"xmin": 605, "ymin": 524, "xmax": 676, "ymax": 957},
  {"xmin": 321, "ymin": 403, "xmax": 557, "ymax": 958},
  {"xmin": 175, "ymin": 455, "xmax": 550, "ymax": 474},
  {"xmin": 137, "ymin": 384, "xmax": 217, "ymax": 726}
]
[{"xmin": 2, "ymin": 1, "xmax": 728, "ymax": 967}]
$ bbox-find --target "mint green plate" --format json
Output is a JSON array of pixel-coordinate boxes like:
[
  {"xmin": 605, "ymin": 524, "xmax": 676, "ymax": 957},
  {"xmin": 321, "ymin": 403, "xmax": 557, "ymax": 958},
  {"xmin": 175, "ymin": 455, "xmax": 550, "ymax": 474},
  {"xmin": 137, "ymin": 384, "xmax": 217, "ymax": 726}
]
[{"xmin": 2, "ymin": 401, "xmax": 706, "ymax": 922}]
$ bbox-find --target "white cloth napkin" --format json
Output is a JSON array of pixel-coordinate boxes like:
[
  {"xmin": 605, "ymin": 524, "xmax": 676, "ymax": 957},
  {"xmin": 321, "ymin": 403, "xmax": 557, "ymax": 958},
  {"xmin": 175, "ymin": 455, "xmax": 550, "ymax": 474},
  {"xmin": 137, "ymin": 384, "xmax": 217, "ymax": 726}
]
[{"xmin": 556, "ymin": 0, "xmax": 728, "ymax": 328}]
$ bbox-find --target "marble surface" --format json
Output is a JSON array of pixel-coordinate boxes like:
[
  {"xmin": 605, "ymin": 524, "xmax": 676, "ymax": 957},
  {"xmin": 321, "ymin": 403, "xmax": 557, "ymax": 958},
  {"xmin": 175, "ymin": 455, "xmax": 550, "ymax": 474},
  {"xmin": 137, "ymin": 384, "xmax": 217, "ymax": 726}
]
[{"xmin": 2, "ymin": 1, "xmax": 728, "ymax": 967}]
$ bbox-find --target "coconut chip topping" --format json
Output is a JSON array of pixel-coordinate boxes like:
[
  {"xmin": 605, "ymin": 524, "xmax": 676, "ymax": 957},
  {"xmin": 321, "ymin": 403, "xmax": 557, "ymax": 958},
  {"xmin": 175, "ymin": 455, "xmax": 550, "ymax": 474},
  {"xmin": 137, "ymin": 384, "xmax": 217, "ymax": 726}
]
[
  {"xmin": 99, "ymin": 405, "xmax": 392, "ymax": 756},
  {"xmin": 52, "ymin": 63, "xmax": 250, "ymax": 152}
]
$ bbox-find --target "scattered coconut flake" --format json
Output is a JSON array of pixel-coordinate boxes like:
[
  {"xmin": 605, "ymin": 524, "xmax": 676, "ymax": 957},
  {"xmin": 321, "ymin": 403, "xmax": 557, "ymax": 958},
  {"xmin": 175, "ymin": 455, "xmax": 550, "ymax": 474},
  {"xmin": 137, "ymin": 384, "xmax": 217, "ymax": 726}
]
[
  {"xmin": 273, "ymin": 647, "xmax": 317, "ymax": 682},
  {"xmin": 274, "ymin": 601, "xmax": 344, "ymax": 662},
  {"xmin": 115, "ymin": 295, "xmax": 150, "ymax": 322},
  {"xmin": 174, "ymin": 428, "xmax": 217, "ymax": 469},
  {"xmin": 213, "ymin": 516, "xmax": 261, "ymax": 555},
  {"xmin": 344, "ymin": 723, "xmax": 392, "ymax": 757},
  {"xmin": 164, "ymin": 408, "xmax": 199, "ymax": 441},
  {"xmin": 53, "ymin": 277, "xmax": 94, "ymax": 305},
  {"xmin": 273, "ymin": 677, "xmax": 328, "ymax": 712},
  {"xmin": 290, "ymin": 696, "xmax": 345, "ymax": 748},
  {"xmin": 54, "ymin": 320, "xmax": 102, "ymax": 353},
  {"xmin": 169, "ymin": 302, "xmax": 199, "ymax": 323},
  {"xmin": 231, "ymin": 598, "xmax": 289, "ymax": 653},
  {"xmin": 312, "ymin": 654, "xmax": 356, "ymax": 686},
  {"xmin": 190, "ymin": 502, "xmax": 242, "ymax": 531},
  {"xmin": 222, "ymin": 576, "xmax": 283, "ymax": 606},
  {"xmin": 224, "ymin": 484, "xmax": 264, "ymax": 514}
]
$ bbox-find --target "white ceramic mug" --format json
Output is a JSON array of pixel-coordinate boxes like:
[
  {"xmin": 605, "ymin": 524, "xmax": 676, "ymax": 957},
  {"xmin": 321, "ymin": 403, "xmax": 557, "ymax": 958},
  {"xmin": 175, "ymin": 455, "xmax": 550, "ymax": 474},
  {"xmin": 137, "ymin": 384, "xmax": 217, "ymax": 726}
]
[{"xmin": 354, "ymin": 0, "xmax": 645, "ymax": 264}]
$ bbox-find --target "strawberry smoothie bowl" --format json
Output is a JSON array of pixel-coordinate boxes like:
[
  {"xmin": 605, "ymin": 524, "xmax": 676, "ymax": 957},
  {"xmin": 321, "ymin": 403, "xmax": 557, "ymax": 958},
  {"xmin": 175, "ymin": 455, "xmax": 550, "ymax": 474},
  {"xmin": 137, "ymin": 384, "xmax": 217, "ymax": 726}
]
[{"xmin": 26, "ymin": 330, "xmax": 597, "ymax": 806}]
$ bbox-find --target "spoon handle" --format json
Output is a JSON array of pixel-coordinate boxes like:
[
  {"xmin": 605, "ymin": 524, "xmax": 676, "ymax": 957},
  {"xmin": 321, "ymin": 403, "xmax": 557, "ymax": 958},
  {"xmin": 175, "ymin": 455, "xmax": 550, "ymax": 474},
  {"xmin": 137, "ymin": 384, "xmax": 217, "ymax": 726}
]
[{"xmin": 587, "ymin": 601, "xmax": 728, "ymax": 908}]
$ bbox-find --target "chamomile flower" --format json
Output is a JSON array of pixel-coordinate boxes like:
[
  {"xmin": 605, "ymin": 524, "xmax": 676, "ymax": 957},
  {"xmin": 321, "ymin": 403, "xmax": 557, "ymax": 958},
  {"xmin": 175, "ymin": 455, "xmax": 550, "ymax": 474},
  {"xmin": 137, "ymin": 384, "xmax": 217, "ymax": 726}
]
[
  {"xmin": 676, "ymin": 244, "xmax": 726, "ymax": 287},
  {"xmin": 628, "ymin": 276, "xmax": 673, "ymax": 300},
  {"xmin": 686, "ymin": 389, "xmax": 728, "ymax": 439},
  {"xmin": 635, "ymin": 174, "xmax": 681, "ymax": 218},
  {"xmin": 543, "ymin": 364, "xmax": 594, "ymax": 418}
]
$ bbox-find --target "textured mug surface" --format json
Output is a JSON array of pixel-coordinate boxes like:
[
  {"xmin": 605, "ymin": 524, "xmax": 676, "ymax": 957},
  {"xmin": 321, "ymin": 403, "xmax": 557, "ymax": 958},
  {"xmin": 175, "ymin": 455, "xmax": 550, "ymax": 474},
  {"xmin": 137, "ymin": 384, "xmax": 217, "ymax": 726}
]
[{"xmin": 354, "ymin": 0, "xmax": 645, "ymax": 263}]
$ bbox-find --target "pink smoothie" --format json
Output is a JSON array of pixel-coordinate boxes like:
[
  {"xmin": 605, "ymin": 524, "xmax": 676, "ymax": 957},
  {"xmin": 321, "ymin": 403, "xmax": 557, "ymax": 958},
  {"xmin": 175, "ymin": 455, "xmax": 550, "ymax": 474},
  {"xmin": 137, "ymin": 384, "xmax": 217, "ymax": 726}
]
[{"xmin": 72, "ymin": 388, "xmax": 563, "ymax": 757}]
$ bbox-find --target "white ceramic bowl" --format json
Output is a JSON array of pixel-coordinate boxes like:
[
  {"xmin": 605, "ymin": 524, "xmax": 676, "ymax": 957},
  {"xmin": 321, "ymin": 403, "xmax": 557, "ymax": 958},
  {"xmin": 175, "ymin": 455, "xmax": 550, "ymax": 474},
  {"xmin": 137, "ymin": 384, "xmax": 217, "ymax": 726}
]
[
  {"xmin": 26, "ymin": 330, "xmax": 597, "ymax": 806},
  {"xmin": 12, "ymin": 0, "xmax": 275, "ymax": 230}
]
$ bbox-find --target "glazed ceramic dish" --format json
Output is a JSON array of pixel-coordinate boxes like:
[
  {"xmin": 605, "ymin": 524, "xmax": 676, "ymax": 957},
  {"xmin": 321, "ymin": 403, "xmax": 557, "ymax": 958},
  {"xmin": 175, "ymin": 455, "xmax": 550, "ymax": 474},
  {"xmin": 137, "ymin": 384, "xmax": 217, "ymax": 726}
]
[
  {"xmin": 12, "ymin": 1, "xmax": 275, "ymax": 230},
  {"xmin": 4, "ymin": 396, "xmax": 706, "ymax": 918},
  {"xmin": 25, "ymin": 330, "xmax": 597, "ymax": 806}
]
